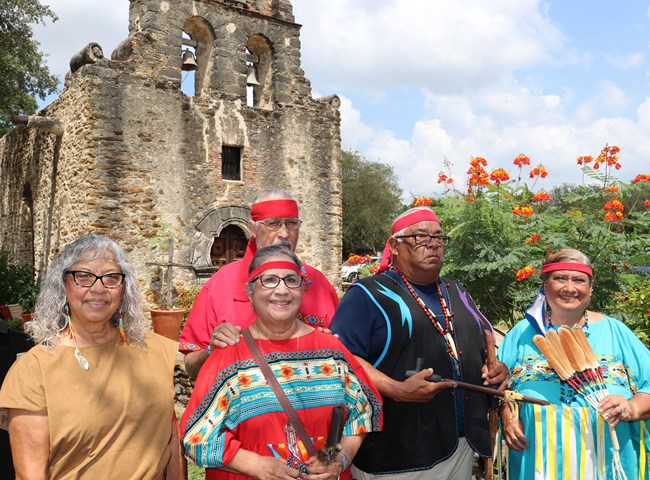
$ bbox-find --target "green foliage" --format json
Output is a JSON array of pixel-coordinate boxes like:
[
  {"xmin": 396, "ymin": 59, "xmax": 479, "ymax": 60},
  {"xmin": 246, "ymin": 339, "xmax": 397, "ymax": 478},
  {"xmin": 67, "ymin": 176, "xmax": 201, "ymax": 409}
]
[
  {"xmin": 341, "ymin": 149, "xmax": 403, "ymax": 257},
  {"xmin": 0, "ymin": 0, "xmax": 59, "ymax": 136},
  {"xmin": 614, "ymin": 277, "xmax": 650, "ymax": 345},
  {"xmin": 18, "ymin": 275, "xmax": 39, "ymax": 312},
  {"xmin": 429, "ymin": 151, "xmax": 650, "ymax": 345},
  {"xmin": 0, "ymin": 250, "xmax": 35, "ymax": 305}
]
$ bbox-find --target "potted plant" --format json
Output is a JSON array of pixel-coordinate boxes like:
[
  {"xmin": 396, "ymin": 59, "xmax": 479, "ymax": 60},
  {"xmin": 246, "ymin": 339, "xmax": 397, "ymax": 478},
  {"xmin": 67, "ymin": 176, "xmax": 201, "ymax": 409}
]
[
  {"xmin": 0, "ymin": 251, "xmax": 34, "ymax": 320},
  {"xmin": 146, "ymin": 222, "xmax": 189, "ymax": 341},
  {"xmin": 18, "ymin": 278, "xmax": 40, "ymax": 322}
]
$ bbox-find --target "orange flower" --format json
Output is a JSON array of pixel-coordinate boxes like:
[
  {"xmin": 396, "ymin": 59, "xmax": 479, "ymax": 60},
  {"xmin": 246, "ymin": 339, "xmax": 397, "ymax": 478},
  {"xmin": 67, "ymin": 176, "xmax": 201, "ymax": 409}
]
[
  {"xmin": 512, "ymin": 205, "xmax": 534, "ymax": 218},
  {"xmin": 437, "ymin": 173, "xmax": 453, "ymax": 185},
  {"xmin": 577, "ymin": 155, "xmax": 593, "ymax": 165},
  {"xmin": 603, "ymin": 185, "xmax": 619, "ymax": 195},
  {"xmin": 489, "ymin": 168, "xmax": 510, "ymax": 186},
  {"xmin": 644, "ymin": 199, "xmax": 650, "ymax": 209},
  {"xmin": 470, "ymin": 156, "xmax": 488, "ymax": 167},
  {"xmin": 513, "ymin": 154, "xmax": 531, "ymax": 167},
  {"xmin": 532, "ymin": 191, "xmax": 551, "ymax": 202},
  {"xmin": 516, "ymin": 266, "xmax": 536, "ymax": 281},
  {"xmin": 413, "ymin": 196, "xmax": 433, "ymax": 207},
  {"xmin": 603, "ymin": 199, "xmax": 625, "ymax": 212},
  {"xmin": 595, "ymin": 144, "xmax": 621, "ymax": 170},
  {"xmin": 632, "ymin": 174, "xmax": 650, "ymax": 184},
  {"xmin": 465, "ymin": 196, "xmax": 476, "ymax": 202},
  {"xmin": 467, "ymin": 157, "xmax": 490, "ymax": 190},
  {"xmin": 529, "ymin": 165, "xmax": 548, "ymax": 179},
  {"xmin": 525, "ymin": 233, "xmax": 541, "ymax": 244}
]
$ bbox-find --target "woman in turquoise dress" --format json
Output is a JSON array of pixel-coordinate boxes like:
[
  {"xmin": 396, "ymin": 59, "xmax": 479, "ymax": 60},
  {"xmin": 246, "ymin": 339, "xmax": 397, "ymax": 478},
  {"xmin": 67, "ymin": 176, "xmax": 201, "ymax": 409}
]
[{"xmin": 498, "ymin": 248, "xmax": 650, "ymax": 480}]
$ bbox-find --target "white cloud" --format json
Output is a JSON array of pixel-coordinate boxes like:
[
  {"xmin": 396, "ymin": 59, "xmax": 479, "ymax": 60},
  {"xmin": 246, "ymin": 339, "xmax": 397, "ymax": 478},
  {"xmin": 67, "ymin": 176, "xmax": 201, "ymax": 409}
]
[
  {"xmin": 603, "ymin": 51, "xmax": 646, "ymax": 69},
  {"xmin": 293, "ymin": 0, "xmax": 565, "ymax": 93},
  {"xmin": 33, "ymin": 1, "xmax": 128, "ymax": 78}
]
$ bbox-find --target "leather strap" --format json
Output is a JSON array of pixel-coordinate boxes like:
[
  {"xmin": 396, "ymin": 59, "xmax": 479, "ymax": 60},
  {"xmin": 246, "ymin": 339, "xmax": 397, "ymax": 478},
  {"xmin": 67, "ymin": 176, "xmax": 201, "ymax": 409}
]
[{"xmin": 243, "ymin": 328, "xmax": 319, "ymax": 458}]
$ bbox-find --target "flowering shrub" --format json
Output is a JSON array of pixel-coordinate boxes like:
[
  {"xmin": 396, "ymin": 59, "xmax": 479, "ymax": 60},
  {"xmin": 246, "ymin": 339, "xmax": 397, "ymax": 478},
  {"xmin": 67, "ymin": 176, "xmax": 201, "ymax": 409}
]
[
  {"xmin": 347, "ymin": 254, "xmax": 372, "ymax": 266},
  {"xmin": 413, "ymin": 196, "xmax": 433, "ymax": 207},
  {"xmin": 430, "ymin": 145, "xmax": 650, "ymax": 341}
]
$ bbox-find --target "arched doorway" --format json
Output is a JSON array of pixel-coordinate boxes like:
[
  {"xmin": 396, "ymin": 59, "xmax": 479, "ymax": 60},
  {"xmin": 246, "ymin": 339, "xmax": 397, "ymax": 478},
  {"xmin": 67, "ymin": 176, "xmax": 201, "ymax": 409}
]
[{"xmin": 210, "ymin": 224, "xmax": 247, "ymax": 268}]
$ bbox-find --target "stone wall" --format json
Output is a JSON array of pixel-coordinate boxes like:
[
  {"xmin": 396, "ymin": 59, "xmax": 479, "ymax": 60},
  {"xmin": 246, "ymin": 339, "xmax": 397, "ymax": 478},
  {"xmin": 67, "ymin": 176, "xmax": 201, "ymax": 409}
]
[{"xmin": 0, "ymin": 0, "xmax": 342, "ymax": 307}]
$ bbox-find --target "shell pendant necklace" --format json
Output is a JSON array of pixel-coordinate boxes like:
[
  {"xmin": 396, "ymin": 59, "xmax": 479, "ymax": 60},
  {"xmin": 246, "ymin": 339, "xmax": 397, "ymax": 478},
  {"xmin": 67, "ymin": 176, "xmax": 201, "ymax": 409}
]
[
  {"xmin": 65, "ymin": 305, "xmax": 89, "ymax": 370},
  {"xmin": 68, "ymin": 319, "xmax": 90, "ymax": 371}
]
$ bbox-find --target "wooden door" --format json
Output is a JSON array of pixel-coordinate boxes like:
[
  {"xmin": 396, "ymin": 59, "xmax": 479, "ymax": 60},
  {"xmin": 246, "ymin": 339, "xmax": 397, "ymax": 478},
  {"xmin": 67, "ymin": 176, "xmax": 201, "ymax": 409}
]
[{"xmin": 210, "ymin": 225, "xmax": 247, "ymax": 268}]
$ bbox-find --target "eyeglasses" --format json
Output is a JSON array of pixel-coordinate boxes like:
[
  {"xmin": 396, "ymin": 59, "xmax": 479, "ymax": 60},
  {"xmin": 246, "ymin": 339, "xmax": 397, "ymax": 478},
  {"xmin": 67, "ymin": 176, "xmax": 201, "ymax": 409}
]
[
  {"xmin": 258, "ymin": 218, "xmax": 302, "ymax": 231},
  {"xmin": 394, "ymin": 234, "xmax": 450, "ymax": 247},
  {"xmin": 65, "ymin": 270, "xmax": 125, "ymax": 289},
  {"xmin": 252, "ymin": 274, "xmax": 304, "ymax": 289}
]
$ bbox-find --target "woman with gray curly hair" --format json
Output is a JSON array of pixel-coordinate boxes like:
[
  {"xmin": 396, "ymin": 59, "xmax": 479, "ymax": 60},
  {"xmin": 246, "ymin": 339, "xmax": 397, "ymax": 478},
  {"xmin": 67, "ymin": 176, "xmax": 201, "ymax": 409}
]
[{"xmin": 0, "ymin": 233, "xmax": 183, "ymax": 479}]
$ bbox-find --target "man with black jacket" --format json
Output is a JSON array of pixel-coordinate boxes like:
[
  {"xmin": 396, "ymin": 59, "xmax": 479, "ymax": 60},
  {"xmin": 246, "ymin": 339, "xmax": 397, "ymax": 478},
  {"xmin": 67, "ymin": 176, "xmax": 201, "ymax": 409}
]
[{"xmin": 331, "ymin": 207, "xmax": 508, "ymax": 479}]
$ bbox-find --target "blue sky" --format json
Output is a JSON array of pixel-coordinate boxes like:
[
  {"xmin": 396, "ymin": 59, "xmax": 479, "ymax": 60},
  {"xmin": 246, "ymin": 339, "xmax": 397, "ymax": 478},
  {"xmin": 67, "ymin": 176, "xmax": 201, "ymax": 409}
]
[{"xmin": 33, "ymin": 0, "xmax": 650, "ymax": 200}]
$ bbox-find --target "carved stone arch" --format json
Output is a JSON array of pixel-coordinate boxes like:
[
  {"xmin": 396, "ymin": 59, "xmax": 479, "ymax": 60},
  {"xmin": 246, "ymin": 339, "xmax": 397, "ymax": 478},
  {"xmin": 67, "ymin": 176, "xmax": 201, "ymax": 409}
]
[
  {"xmin": 246, "ymin": 34, "xmax": 274, "ymax": 109},
  {"xmin": 190, "ymin": 206, "xmax": 251, "ymax": 275},
  {"xmin": 182, "ymin": 16, "xmax": 214, "ymax": 96}
]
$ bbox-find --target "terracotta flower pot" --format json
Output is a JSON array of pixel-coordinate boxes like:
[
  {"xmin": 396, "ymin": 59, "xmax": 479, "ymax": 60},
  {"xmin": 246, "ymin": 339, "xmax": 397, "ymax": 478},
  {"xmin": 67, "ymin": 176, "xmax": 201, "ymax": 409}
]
[
  {"xmin": 150, "ymin": 309, "xmax": 187, "ymax": 341},
  {"xmin": 0, "ymin": 304, "xmax": 11, "ymax": 320},
  {"xmin": 21, "ymin": 312, "xmax": 33, "ymax": 323}
]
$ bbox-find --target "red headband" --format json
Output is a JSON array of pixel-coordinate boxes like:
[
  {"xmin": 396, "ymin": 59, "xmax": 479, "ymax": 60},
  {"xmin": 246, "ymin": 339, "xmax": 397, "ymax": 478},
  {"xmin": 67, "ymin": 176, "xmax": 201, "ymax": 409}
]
[
  {"xmin": 250, "ymin": 199, "xmax": 299, "ymax": 221},
  {"xmin": 248, "ymin": 261, "xmax": 301, "ymax": 282},
  {"xmin": 541, "ymin": 262, "xmax": 593, "ymax": 276},
  {"xmin": 378, "ymin": 209, "xmax": 440, "ymax": 273},
  {"xmin": 391, "ymin": 209, "xmax": 439, "ymax": 234}
]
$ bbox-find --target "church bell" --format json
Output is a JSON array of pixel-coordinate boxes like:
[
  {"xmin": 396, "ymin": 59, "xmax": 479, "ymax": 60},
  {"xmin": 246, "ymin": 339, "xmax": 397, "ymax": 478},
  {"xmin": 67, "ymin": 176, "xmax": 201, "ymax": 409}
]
[
  {"xmin": 246, "ymin": 65, "xmax": 260, "ymax": 86},
  {"xmin": 181, "ymin": 50, "xmax": 198, "ymax": 71}
]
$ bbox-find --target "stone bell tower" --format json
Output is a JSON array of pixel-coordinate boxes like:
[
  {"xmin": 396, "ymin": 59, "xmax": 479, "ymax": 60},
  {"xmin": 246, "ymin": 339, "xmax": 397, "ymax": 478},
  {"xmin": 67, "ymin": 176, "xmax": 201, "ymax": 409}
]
[{"xmin": 0, "ymin": 0, "xmax": 342, "ymax": 303}]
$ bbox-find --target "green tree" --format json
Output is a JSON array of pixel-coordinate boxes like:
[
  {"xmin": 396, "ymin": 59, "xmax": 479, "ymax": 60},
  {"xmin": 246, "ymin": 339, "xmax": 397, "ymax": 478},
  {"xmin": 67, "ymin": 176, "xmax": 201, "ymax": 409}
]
[
  {"xmin": 341, "ymin": 149, "xmax": 403, "ymax": 258},
  {"xmin": 0, "ymin": 0, "xmax": 59, "ymax": 136}
]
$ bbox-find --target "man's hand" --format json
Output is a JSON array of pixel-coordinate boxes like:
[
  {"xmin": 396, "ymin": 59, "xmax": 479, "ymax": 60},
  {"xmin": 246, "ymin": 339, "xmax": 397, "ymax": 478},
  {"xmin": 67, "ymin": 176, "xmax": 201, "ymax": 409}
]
[
  {"xmin": 210, "ymin": 322, "xmax": 243, "ymax": 348},
  {"xmin": 482, "ymin": 359, "xmax": 509, "ymax": 391},
  {"xmin": 395, "ymin": 368, "xmax": 456, "ymax": 403},
  {"xmin": 184, "ymin": 322, "xmax": 243, "ymax": 378}
]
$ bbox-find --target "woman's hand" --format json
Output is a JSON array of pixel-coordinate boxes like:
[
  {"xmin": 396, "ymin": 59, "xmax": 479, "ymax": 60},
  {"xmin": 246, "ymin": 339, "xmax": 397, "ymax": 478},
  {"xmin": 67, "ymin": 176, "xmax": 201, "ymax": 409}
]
[
  {"xmin": 302, "ymin": 459, "xmax": 343, "ymax": 480},
  {"xmin": 599, "ymin": 394, "xmax": 633, "ymax": 427},
  {"xmin": 500, "ymin": 403, "xmax": 529, "ymax": 451},
  {"xmin": 225, "ymin": 451, "xmax": 305, "ymax": 480}
]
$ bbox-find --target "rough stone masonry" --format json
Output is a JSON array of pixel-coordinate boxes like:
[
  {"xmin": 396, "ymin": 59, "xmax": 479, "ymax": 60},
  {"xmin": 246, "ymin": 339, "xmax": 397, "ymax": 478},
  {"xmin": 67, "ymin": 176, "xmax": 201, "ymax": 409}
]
[{"xmin": 0, "ymin": 0, "xmax": 343, "ymax": 310}]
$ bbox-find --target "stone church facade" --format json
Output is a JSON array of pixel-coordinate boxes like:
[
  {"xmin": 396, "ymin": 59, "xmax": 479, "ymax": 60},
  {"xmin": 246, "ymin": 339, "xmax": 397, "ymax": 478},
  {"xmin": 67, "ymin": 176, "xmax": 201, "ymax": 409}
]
[{"xmin": 0, "ymin": 0, "xmax": 342, "ymax": 306}]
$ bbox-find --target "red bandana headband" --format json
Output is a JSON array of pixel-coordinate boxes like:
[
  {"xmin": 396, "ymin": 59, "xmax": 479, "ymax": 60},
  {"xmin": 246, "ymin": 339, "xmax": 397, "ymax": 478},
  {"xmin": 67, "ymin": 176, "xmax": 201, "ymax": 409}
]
[
  {"xmin": 541, "ymin": 262, "xmax": 593, "ymax": 276},
  {"xmin": 250, "ymin": 199, "xmax": 299, "ymax": 221},
  {"xmin": 378, "ymin": 209, "xmax": 441, "ymax": 272},
  {"xmin": 248, "ymin": 261, "xmax": 301, "ymax": 282},
  {"xmin": 235, "ymin": 199, "xmax": 300, "ymax": 301}
]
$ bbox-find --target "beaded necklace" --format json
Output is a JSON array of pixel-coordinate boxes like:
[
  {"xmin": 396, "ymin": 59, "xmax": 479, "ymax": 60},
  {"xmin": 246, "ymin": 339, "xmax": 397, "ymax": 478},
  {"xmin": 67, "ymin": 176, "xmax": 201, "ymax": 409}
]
[
  {"xmin": 393, "ymin": 269, "xmax": 458, "ymax": 362},
  {"xmin": 546, "ymin": 311, "xmax": 590, "ymax": 337}
]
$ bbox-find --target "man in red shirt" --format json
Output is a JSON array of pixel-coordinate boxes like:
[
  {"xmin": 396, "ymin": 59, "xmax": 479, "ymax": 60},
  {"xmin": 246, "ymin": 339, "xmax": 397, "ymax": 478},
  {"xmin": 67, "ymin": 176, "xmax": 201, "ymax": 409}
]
[{"xmin": 179, "ymin": 190, "xmax": 339, "ymax": 377}]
